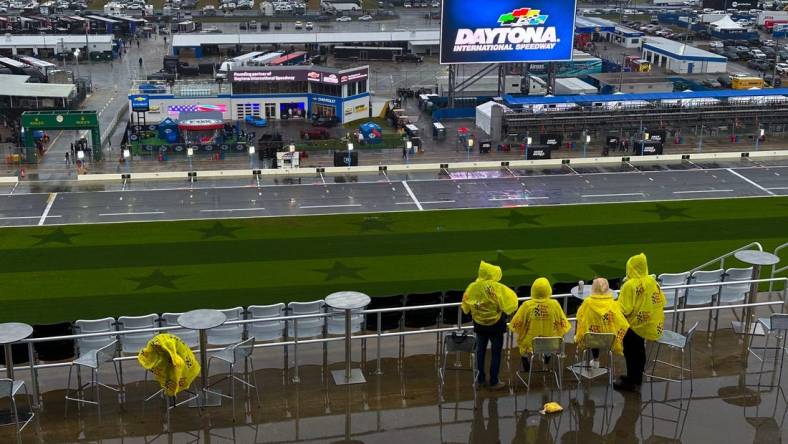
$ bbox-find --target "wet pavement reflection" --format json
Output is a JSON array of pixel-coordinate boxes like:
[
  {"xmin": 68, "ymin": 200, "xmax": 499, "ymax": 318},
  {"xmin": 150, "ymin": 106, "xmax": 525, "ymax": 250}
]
[{"xmin": 1, "ymin": 328, "xmax": 787, "ymax": 443}]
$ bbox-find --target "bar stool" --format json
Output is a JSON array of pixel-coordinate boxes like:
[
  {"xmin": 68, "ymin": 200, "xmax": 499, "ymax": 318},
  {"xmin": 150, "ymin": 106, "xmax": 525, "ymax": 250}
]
[
  {"xmin": 569, "ymin": 333, "xmax": 615, "ymax": 403},
  {"xmin": 64, "ymin": 340, "xmax": 121, "ymax": 419},
  {"xmin": 438, "ymin": 331, "xmax": 477, "ymax": 405},
  {"xmin": 0, "ymin": 378, "xmax": 35, "ymax": 441},
  {"xmin": 206, "ymin": 336, "xmax": 261, "ymax": 421},
  {"xmin": 645, "ymin": 322, "xmax": 699, "ymax": 396},
  {"xmin": 756, "ymin": 314, "xmax": 788, "ymax": 388}
]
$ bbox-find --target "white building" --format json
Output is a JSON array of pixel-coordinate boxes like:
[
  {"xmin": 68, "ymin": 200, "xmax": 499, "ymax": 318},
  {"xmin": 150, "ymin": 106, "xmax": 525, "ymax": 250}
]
[{"xmin": 641, "ymin": 37, "xmax": 727, "ymax": 74}]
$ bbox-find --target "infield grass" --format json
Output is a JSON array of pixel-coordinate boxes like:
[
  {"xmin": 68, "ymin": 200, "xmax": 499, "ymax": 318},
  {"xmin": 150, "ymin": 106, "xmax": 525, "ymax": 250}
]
[{"xmin": 1, "ymin": 196, "xmax": 786, "ymax": 324}]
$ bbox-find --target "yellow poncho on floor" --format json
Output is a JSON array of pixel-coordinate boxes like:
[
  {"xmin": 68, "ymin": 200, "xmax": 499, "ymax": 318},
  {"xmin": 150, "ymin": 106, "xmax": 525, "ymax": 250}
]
[
  {"xmin": 618, "ymin": 253, "xmax": 666, "ymax": 341},
  {"xmin": 462, "ymin": 261, "xmax": 518, "ymax": 326},
  {"xmin": 138, "ymin": 333, "xmax": 200, "ymax": 397},
  {"xmin": 509, "ymin": 277, "xmax": 571, "ymax": 355},
  {"xmin": 575, "ymin": 293, "xmax": 629, "ymax": 355}
]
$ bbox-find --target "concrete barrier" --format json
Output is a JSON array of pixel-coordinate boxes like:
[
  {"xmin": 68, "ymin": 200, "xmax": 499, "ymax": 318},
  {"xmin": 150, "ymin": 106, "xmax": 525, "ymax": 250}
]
[{"xmin": 71, "ymin": 150, "xmax": 788, "ymax": 182}]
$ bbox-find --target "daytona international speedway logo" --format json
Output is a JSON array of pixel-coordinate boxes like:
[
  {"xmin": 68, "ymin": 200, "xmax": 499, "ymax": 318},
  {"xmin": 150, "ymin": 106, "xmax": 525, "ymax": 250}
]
[
  {"xmin": 498, "ymin": 8, "xmax": 548, "ymax": 27},
  {"xmin": 453, "ymin": 5, "xmax": 558, "ymax": 53}
]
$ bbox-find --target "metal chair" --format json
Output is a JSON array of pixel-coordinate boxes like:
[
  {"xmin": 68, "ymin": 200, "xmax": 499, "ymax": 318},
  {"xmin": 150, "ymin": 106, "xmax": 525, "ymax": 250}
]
[
  {"xmin": 0, "ymin": 378, "xmax": 35, "ymax": 440},
  {"xmin": 74, "ymin": 317, "xmax": 116, "ymax": 357},
  {"xmin": 568, "ymin": 332, "xmax": 615, "ymax": 399},
  {"xmin": 658, "ymin": 272, "xmax": 690, "ymax": 328},
  {"xmin": 207, "ymin": 336, "xmax": 261, "ymax": 421},
  {"xmin": 207, "ymin": 307, "xmax": 245, "ymax": 346},
  {"xmin": 64, "ymin": 339, "xmax": 121, "ymax": 419},
  {"xmin": 247, "ymin": 304, "xmax": 286, "ymax": 342},
  {"xmin": 438, "ymin": 331, "xmax": 477, "ymax": 405},
  {"xmin": 287, "ymin": 301, "xmax": 326, "ymax": 338},
  {"xmin": 326, "ymin": 306, "xmax": 364, "ymax": 336},
  {"xmin": 716, "ymin": 267, "xmax": 753, "ymax": 332},
  {"xmin": 681, "ymin": 269, "xmax": 724, "ymax": 334},
  {"xmin": 160, "ymin": 313, "xmax": 199, "ymax": 349},
  {"xmin": 117, "ymin": 314, "xmax": 159, "ymax": 399},
  {"xmin": 517, "ymin": 337, "xmax": 564, "ymax": 395},
  {"xmin": 756, "ymin": 314, "xmax": 788, "ymax": 388},
  {"xmin": 645, "ymin": 322, "xmax": 699, "ymax": 396}
]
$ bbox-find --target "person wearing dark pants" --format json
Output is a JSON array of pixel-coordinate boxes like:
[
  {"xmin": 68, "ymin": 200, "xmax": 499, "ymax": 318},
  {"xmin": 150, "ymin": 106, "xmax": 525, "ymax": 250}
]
[
  {"xmin": 615, "ymin": 253, "xmax": 666, "ymax": 392},
  {"xmin": 462, "ymin": 261, "xmax": 518, "ymax": 390}
]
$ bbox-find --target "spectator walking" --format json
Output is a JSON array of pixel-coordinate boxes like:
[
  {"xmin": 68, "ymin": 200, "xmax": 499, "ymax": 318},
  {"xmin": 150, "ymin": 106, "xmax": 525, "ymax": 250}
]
[
  {"xmin": 461, "ymin": 261, "xmax": 518, "ymax": 390},
  {"xmin": 65, "ymin": 152, "xmax": 70, "ymax": 167}
]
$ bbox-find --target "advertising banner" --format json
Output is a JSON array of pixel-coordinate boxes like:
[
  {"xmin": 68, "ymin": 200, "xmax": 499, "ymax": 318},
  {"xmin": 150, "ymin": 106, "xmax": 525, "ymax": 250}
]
[
  {"xmin": 440, "ymin": 0, "xmax": 577, "ymax": 64},
  {"xmin": 130, "ymin": 95, "xmax": 150, "ymax": 112}
]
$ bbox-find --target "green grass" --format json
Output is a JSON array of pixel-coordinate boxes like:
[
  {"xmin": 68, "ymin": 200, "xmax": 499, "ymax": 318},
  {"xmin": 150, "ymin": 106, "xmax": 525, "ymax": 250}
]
[{"xmin": 1, "ymin": 197, "xmax": 787, "ymax": 324}]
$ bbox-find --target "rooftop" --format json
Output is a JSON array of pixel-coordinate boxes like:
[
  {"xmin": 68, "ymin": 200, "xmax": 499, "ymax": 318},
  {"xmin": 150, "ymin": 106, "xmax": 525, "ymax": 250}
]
[
  {"xmin": 503, "ymin": 87, "xmax": 788, "ymax": 105},
  {"xmin": 0, "ymin": 34, "xmax": 114, "ymax": 48},
  {"xmin": 0, "ymin": 74, "xmax": 75, "ymax": 98},
  {"xmin": 643, "ymin": 36, "xmax": 728, "ymax": 62},
  {"xmin": 171, "ymin": 29, "xmax": 441, "ymax": 48}
]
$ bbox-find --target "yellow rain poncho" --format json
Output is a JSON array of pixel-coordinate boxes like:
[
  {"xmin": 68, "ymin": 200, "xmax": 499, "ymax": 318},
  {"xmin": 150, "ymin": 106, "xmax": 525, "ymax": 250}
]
[
  {"xmin": 509, "ymin": 277, "xmax": 571, "ymax": 355},
  {"xmin": 138, "ymin": 333, "xmax": 200, "ymax": 397},
  {"xmin": 462, "ymin": 261, "xmax": 518, "ymax": 326},
  {"xmin": 575, "ymin": 288, "xmax": 629, "ymax": 355},
  {"xmin": 618, "ymin": 253, "xmax": 666, "ymax": 340}
]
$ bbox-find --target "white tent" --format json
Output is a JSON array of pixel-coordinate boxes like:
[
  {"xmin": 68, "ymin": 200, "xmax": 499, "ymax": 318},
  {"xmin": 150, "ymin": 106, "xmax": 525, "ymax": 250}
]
[
  {"xmin": 475, "ymin": 101, "xmax": 510, "ymax": 136},
  {"xmin": 709, "ymin": 16, "xmax": 744, "ymax": 31}
]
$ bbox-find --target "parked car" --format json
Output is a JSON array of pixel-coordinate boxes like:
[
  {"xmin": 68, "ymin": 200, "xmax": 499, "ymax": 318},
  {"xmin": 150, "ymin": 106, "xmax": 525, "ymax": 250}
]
[
  {"xmin": 358, "ymin": 15, "xmax": 373, "ymax": 21},
  {"xmin": 305, "ymin": 21, "xmax": 313, "ymax": 30},
  {"xmin": 300, "ymin": 127, "xmax": 331, "ymax": 140},
  {"xmin": 312, "ymin": 116, "xmax": 338, "ymax": 127},
  {"xmin": 702, "ymin": 79, "xmax": 722, "ymax": 88},
  {"xmin": 395, "ymin": 53, "xmax": 423, "ymax": 63},
  {"xmin": 717, "ymin": 74, "xmax": 732, "ymax": 87},
  {"xmin": 294, "ymin": 21, "xmax": 303, "ymax": 29},
  {"xmin": 336, "ymin": 15, "xmax": 351, "ymax": 21}
]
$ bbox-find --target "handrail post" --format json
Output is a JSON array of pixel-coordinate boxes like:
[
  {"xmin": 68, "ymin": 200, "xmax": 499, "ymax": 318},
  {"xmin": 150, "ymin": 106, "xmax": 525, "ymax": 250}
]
[
  {"xmin": 292, "ymin": 319, "xmax": 300, "ymax": 383},
  {"xmin": 27, "ymin": 341, "xmax": 39, "ymax": 409},
  {"xmin": 375, "ymin": 312, "xmax": 382, "ymax": 375}
]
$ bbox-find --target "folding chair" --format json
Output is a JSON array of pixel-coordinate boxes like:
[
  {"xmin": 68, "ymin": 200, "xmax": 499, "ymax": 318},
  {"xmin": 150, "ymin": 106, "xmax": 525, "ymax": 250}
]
[{"xmin": 568, "ymin": 333, "xmax": 615, "ymax": 403}]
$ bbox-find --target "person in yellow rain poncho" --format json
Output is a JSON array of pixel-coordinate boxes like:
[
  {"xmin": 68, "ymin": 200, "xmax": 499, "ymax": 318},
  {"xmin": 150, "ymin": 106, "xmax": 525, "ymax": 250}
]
[
  {"xmin": 575, "ymin": 278, "xmax": 629, "ymax": 365},
  {"xmin": 615, "ymin": 253, "xmax": 666, "ymax": 391},
  {"xmin": 509, "ymin": 277, "xmax": 571, "ymax": 372},
  {"xmin": 462, "ymin": 261, "xmax": 519, "ymax": 390},
  {"xmin": 138, "ymin": 333, "xmax": 200, "ymax": 397}
]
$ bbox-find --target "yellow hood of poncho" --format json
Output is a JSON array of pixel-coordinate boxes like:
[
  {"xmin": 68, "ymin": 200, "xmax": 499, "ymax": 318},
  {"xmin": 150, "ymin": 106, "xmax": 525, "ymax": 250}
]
[
  {"xmin": 509, "ymin": 277, "xmax": 570, "ymax": 354},
  {"xmin": 138, "ymin": 333, "xmax": 200, "ymax": 397},
  {"xmin": 462, "ymin": 261, "xmax": 518, "ymax": 326},
  {"xmin": 618, "ymin": 253, "xmax": 666, "ymax": 340}
]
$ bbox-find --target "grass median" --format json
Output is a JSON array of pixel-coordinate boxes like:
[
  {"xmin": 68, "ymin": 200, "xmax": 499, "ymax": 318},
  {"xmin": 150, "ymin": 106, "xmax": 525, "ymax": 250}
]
[{"xmin": 0, "ymin": 196, "xmax": 786, "ymax": 324}]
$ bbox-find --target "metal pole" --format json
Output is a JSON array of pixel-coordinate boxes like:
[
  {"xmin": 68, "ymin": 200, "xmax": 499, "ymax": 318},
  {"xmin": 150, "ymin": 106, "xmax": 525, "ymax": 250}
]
[
  {"xmin": 344, "ymin": 308, "xmax": 352, "ymax": 381},
  {"xmin": 375, "ymin": 313, "xmax": 382, "ymax": 375},
  {"xmin": 293, "ymin": 319, "xmax": 300, "ymax": 383},
  {"xmin": 4, "ymin": 344, "xmax": 13, "ymax": 379},
  {"xmin": 27, "ymin": 342, "xmax": 39, "ymax": 409},
  {"xmin": 741, "ymin": 265, "xmax": 763, "ymax": 361},
  {"xmin": 198, "ymin": 329, "xmax": 208, "ymax": 405},
  {"xmin": 698, "ymin": 124, "xmax": 704, "ymax": 153}
]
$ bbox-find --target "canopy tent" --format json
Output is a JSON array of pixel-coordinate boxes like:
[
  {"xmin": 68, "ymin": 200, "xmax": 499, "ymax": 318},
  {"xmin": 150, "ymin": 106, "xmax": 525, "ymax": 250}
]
[
  {"xmin": 475, "ymin": 101, "xmax": 511, "ymax": 136},
  {"xmin": 709, "ymin": 16, "xmax": 745, "ymax": 31}
]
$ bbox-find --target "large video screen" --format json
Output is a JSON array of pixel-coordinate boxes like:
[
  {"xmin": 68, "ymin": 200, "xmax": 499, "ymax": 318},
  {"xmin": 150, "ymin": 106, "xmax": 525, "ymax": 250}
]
[{"xmin": 440, "ymin": 0, "xmax": 577, "ymax": 64}]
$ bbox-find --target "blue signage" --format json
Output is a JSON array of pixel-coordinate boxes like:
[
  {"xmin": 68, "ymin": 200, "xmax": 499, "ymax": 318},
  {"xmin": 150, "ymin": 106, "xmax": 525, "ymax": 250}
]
[
  {"xmin": 130, "ymin": 95, "xmax": 150, "ymax": 112},
  {"xmin": 439, "ymin": 0, "xmax": 577, "ymax": 64}
]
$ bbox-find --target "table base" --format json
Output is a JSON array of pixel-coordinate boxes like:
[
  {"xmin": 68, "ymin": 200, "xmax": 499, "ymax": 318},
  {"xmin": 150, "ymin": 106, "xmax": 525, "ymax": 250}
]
[
  {"xmin": 331, "ymin": 369, "xmax": 367, "ymax": 385},
  {"xmin": 0, "ymin": 408, "xmax": 32, "ymax": 427},
  {"xmin": 732, "ymin": 321, "xmax": 766, "ymax": 336},
  {"xmin": 187, "ymin": 389, "xmax": 223, "ymax": 408}
]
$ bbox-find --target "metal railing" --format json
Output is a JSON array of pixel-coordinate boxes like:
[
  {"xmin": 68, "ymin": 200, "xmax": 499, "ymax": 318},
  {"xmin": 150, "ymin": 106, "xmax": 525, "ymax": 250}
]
[
  {"xmin": 1, "ymin": 277, "xmax": 785, "ymax": 410},
  {"xmin": 686, "ymin": 242, "xmax": 763, "ymax": 274}
]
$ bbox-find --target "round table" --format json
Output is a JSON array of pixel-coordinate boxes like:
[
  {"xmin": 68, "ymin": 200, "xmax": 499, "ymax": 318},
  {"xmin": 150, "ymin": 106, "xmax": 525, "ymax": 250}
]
[
  {"xmin": 0, "ymin": 323, "xmax": 33, "ymax": 379},
  {"xmin": 178, "ymin": 309, "xmax": 226, "ymax": 407},
  {"xmin": 325, "ymin": 291, "xmax": 371, "ymax": 385},
  {"xmin": 571, "ymin": 285, "xmax": 619, "ymax": 301},
  {"xmin": 732, "ymin": 250, "xmax": 780, "ymax": 342}
]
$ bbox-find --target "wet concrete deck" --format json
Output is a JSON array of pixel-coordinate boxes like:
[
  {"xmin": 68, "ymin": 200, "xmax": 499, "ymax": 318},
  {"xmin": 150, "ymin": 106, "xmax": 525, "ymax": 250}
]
[{"xmin": 1, "ymin": 307, "xmax": 787, "ymax": 443}]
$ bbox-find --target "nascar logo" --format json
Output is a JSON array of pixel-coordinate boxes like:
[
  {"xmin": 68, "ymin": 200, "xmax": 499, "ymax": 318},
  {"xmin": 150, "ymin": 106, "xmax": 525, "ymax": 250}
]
[{"xmin": 453, "ymin": 6, "xmax": 558, "ymax": 53}]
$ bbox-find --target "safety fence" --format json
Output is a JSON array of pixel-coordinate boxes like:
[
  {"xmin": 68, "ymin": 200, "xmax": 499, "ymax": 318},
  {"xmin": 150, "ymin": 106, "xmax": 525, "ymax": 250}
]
[{"xmin": 0, "ymin": 276, "xmax": 785, "ymax": 409}]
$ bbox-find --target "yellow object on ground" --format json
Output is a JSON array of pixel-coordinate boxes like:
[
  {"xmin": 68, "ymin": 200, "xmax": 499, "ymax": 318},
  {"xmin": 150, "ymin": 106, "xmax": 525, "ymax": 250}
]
[
  {"xmin": 138, "ymin": 333, "xmax": 201, "ymax": 397},
  {"xmin": 618, "ymin": 253, "xmax": 666, "ymax": 340},
  {"xmin": 575, "ymin": 289, "xmax": 629, "ymax": 355},
  {"xmin": 541, "ymin": 402, "xmax": 563, "ymax": 414},
  {"xmin": 462, "ymin": 261, "xmax": 519, "ymax": 326},
  {"xmin": 509, "ymin": 277, "xmax": 571, "ymax": 354}
]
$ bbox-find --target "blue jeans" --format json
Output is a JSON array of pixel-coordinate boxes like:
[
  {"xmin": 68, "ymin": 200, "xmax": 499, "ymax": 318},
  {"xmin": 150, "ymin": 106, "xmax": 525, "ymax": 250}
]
[{"xmin": 475, "ymin": 331, "xmax": 504, "ymax": 385}]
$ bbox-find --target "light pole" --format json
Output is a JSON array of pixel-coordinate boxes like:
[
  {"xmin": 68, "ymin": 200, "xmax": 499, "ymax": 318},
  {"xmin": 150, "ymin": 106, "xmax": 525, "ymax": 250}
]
[
  {"xmin": 123, "ymin": 148, "xmax": 131, "ymax": 175},
  {"xmin": 346, "ymin": 142, "xmax": 353, "ymax": 167},
  {"xmin": 405, "ymin": 139, "xmax": 412, "ymax": 164},
  {"xmin": 525, "ymin": 136, "xmax": 531, "ymax": 160},
  {"xmin": 73, "ymin": 49, "xmax": 81, "ymax": 79},
  {"xmin": 642, "ymin": 132, "xmax": 649, "ymax": 156},
  {"xmin": 467, "ymin": 137, "xmax": 474, "ymax": 161},
  {"xmin": 583, "ymin": 133, "xmax": 591, "ymax": 158},
  {"xmin": 697, "ymin": 125, "xmax": 704, "ymax": 153},
  {"xmin": 755, "ymin": 128, "xmax": 764, "ymax": 151},
  {"xmin": 248, "ymin": 145, "xmax": 256, "ymax": 170}
]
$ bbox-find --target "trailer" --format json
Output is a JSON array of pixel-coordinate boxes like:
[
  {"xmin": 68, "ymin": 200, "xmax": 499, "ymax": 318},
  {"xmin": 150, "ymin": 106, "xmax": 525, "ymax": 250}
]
[
  {"xmin": 216, "ymin": 51, "xmax": 266, "ymax": 80},
  {"xmin": 269, "ymin": 51, "xmax": 309, "ymax": 66},
  {"xmin": 554, "ymin": 78, "xmax": 597, "ymax": 96},
  {"xmin": 247, "ymin": 51, "xmax": 284, "ymax": 66},
  {"xmin": 333, "ymin": 46, "xmax": 403, "ymax": 61}
]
